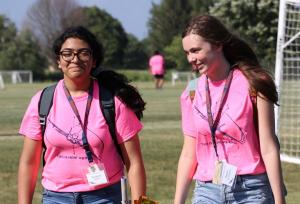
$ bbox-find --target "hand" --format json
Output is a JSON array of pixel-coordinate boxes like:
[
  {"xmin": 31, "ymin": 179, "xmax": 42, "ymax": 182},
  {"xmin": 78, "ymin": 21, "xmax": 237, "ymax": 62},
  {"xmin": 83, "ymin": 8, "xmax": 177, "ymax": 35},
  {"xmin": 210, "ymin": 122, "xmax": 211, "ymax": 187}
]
[{"xmin": 134, "ymin": 196, "xmax": 158, "ymax": 204}]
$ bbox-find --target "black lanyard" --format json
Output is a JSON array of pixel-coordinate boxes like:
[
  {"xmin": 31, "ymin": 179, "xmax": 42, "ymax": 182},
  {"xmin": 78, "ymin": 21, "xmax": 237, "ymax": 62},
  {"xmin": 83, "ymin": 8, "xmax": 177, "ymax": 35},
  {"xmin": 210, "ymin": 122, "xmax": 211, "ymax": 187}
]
[
  {"xmin": 63, "ymin": 81, "xmax": 94, "ymax": 163},
  {"xmin": 205, "ymin": 70, "xmax": 233, "ymax": 159}
]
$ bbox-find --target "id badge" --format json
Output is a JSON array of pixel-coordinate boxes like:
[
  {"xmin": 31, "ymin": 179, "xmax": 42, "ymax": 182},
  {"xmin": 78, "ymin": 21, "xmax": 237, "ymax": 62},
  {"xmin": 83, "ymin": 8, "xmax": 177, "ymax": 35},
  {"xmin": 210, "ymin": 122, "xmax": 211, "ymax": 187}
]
[
  {"xmin": 212, "ymin": 160, "xmax": 223, "ymax": 185},
  {"xmin": 86, "ymin": 163, "xmax": 109, "ymax": 186},
  {"xmin": 220, "ymin": 160, "xmax": 237, "ymax": 187}
]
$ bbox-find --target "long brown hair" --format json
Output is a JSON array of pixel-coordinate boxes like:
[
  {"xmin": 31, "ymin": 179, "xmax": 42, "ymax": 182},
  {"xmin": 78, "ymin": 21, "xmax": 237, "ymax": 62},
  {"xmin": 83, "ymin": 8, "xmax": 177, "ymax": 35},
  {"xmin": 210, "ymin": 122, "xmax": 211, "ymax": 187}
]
[{"xmin": 182, "ymin": 15, "xmax": 278, "ymax": 105}]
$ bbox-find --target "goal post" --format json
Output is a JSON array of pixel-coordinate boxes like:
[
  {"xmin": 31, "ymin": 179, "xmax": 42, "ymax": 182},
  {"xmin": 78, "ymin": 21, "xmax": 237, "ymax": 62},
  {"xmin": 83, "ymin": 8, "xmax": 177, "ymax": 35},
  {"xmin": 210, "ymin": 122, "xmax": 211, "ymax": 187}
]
[
  {"xmin": 275, "ymin": 0, "xmax": 300, "ymax": 164},
  {"xmin": 171, "ymin": 71, "xmax": 197, "ymax": 86},
  {"xmin": 0, "ymin": 74, "xmax": 4, "ymax": 90},
  {"xmin": 0, "ymin": 70, "xmax": 33, "ymax": 86}
]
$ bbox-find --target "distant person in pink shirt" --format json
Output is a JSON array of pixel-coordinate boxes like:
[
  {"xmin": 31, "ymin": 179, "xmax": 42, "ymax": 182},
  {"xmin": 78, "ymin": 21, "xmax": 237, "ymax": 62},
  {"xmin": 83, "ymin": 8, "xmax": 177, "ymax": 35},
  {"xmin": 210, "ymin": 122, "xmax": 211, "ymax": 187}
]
[
  {"xmin": 18, "ymin": 26, "xmax": 146, "ymax": 203},
  {"xmin": 174, "ymin": 15, "xmax": 286, "ymax": 204},
  {"xmin": 149, "ymin": 50, "xmax": 165, "ymax": 89}
]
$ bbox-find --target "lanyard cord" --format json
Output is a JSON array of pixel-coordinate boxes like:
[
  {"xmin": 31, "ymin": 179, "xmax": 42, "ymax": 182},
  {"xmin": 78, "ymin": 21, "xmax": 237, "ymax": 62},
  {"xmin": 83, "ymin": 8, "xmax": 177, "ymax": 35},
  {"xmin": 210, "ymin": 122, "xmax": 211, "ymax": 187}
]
[
  {"xmin": 205, "ymin": 70, "xmax": 233, "ymax": 159},
  {"xmin": 63, "ymin": 80, "xmax": 94, "ymax": 163}
]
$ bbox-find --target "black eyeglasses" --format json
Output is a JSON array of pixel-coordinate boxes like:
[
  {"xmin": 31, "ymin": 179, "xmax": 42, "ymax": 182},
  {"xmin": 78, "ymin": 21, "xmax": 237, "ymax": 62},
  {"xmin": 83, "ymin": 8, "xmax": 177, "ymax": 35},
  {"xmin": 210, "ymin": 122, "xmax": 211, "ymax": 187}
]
[{"xmin": 59, "ymin": 48, "xmax": 92, "ymax": 62}]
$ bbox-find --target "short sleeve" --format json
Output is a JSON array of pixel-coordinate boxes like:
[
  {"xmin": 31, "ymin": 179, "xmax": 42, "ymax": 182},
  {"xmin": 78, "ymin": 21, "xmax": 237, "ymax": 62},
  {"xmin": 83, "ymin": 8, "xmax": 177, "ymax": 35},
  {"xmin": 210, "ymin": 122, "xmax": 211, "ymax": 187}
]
[
  {"xmin": 114, "ymin": 97, "xmax": 143, "ymax": 143},
  {"xmin": 19, "ymin": 91, "xmax": 43, "ymax": 140},
  {"xmin": 180, "ymin": 88, "xmax": 197, "ymax": 137}
]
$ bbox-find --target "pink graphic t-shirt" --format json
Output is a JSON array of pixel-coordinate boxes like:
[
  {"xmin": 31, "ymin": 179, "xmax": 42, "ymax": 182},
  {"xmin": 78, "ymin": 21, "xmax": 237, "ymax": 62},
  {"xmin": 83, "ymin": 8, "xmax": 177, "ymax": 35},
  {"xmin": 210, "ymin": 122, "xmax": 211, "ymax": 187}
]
[
  {"xmin": 19, "ymin": 80, "xmax": 143, "ymax": 192},
  {"xmin": 149, "ymin": 54, "xmax": 165, "ymax": 75},
  {"xmin": 181, "ymin": 69, "xmax": 266, "ymax": 181}
]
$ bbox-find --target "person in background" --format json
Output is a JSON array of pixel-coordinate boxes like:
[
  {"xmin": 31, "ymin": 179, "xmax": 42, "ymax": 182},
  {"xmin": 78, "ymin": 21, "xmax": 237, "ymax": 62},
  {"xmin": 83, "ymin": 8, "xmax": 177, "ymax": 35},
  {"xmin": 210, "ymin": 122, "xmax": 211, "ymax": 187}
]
[
  {"xmin": 149, "ymin": 50, "xmax": 165, "ymax": 89},
  {"xmin": 174, "ymin": 14, "xmax": 286, "ymax": 204},
  {"xmin": 18, "ymin": 26, "xmax": 146, "ymax": 204}
]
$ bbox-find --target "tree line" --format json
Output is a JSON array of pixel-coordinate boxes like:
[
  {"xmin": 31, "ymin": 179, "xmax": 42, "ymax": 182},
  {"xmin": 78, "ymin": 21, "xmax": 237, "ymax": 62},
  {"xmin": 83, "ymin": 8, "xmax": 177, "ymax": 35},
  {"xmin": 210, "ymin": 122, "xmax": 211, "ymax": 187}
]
[{"xmin": 0, "ymin": 0, "xmax": 278, "ymax": 80}]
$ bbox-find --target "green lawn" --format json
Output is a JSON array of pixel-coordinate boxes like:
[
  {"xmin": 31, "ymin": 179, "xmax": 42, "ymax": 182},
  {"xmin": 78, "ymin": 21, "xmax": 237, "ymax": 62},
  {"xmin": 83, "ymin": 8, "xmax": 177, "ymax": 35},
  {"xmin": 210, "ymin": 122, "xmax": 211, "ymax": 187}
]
[{"xmin": 0, "ymin": 81, "xmax": 299, "ymax": 204}]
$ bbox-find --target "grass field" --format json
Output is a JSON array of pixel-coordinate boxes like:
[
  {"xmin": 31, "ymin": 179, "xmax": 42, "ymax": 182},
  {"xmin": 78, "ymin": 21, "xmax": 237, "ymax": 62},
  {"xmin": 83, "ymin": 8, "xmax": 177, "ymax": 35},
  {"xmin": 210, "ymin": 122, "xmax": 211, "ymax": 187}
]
[{"xmin": 0, "ymin": 81, "xmax": 299, "ymax": 203}]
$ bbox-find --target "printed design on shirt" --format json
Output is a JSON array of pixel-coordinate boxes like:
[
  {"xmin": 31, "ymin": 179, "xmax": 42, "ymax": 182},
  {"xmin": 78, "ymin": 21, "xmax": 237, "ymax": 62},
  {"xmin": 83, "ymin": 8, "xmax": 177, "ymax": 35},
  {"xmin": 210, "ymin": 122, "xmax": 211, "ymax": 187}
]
[
  {"xmin": 46, "ymin": 116, "xmax": 104, "ymax": 160},
  {"xmin": 194, "ymin": 102, "xmax": 246, "ymax": 145}
]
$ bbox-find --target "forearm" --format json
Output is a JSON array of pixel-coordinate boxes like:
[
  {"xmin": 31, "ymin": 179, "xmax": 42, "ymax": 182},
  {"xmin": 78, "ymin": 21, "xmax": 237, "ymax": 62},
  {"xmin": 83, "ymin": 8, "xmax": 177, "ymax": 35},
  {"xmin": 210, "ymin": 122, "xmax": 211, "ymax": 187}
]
[
  {"xmin": 127, "ymin": 162, "xmax": 146, "ymax": 201},
  {"xmin": 18, "ymin": 138, "xmax": 42, "ymax": 204},
  {"xmin": 18, "ymin": 160, "xmax": 40, "ymax": 204},
  {"xmin": 256, "ymin": 97, "xmax": 286, "ymax": 203},
  {"xmin": 174, "ymin": 154, "xmax": 196, "ymax": 204},
  {"xmin": 262, "ymin": 149, "xmax": 286, "ymax": 204}
]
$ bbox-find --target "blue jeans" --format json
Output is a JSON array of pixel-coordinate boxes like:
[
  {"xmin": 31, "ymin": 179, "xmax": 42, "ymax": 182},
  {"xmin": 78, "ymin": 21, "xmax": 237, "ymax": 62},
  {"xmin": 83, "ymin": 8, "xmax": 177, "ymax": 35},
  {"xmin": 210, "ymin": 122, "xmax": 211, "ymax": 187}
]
[
  {"xmin": 192, "ymin": 173, "xmax": 274, "ymax": 204},
  {"xmin": 42, "ymin": 182, "xmax": 122, "ymax": 204}
]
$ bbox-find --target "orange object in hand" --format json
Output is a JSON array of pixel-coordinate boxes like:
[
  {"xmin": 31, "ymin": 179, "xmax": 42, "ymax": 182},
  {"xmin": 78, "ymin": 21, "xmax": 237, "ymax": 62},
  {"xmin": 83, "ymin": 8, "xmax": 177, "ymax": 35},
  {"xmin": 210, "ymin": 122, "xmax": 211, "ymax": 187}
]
[{"xmin": 134, "ymin": 196, "xmax": 158, "ymax": 204}]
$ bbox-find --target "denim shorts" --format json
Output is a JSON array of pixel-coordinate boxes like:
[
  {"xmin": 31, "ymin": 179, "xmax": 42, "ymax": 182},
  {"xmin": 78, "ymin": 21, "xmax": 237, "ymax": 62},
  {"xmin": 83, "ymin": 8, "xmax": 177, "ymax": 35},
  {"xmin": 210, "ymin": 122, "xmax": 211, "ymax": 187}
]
[
  {"xmin": 42, "ymin": 181, "xmax": 121, "ymax": 204},
  {"xmin": 192, "ymin": 173, "xmax": 274, "ymax": 204}
]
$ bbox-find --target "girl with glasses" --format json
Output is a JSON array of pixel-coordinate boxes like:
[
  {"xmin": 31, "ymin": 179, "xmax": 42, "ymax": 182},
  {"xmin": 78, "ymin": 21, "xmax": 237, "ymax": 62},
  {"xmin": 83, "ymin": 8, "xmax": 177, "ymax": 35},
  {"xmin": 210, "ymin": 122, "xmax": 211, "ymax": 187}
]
[{"xmin": 18, "ymin": 26, "xmax": 146, "ymax": 204}]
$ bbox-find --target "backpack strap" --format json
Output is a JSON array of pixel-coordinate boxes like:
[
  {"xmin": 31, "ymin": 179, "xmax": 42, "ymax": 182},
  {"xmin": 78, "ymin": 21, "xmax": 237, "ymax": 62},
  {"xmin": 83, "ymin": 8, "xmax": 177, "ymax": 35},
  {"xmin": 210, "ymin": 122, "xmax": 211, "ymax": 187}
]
[
  {"xmin": 249, "ymin": 88, "xmax": 258, "ymax": 134},
  {"xmin": 187, "ymin": 78, "xmax": 199, "ymax": 101},
  {"xmin": 99, "ymin": 84, "xmax": 124, "ymax": 163},
  {"xmin": 38, "ymin": 83, "xmax": 57, "ymax": 165},
  {"xmin": 39, "ymin": 84, "xmax": 57, "ymax": 141},
  {"xmin": 37, "ymin": 82, "xmax": 124, "ymax": 164}
]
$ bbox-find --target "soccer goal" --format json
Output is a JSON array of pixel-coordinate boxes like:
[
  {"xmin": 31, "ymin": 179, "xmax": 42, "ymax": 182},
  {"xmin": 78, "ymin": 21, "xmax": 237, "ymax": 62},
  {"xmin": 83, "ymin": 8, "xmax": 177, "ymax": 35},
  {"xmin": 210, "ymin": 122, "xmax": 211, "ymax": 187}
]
[
  {"xmin": 171, "ymin": 71, "xmax": 197, "ymax": 86},
  {"xmin": 0, "ymin": 74, "xmax": 4, "ymax": 90},
  {"xmin": 275, "ymin": 0, "xmax": 300, "ymax": 164},
  {"xmin": 0, "ymin": 70, "xmax": 33, "ymax": 87}
]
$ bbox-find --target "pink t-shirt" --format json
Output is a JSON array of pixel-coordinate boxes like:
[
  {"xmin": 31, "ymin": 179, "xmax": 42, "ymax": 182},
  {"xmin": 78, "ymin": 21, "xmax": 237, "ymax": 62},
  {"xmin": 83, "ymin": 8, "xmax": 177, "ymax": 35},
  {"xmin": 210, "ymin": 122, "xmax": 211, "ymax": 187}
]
[
  {"xmin": 19, "ymin": 80, "xmax": 143, "ymax": 192},
  {"xmin": 149, "ymin": 54, "xmax": 165, "ymax": 75},
  {"xmin": 181, "ymin": 69, "xmax": 266, "ymax": 181}
]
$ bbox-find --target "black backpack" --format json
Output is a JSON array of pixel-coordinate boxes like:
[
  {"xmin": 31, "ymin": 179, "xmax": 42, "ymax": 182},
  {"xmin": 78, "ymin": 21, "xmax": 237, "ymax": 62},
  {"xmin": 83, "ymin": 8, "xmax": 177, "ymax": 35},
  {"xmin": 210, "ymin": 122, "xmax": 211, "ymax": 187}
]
[{"xmin": 38, "ymin": 82, "xmax": 123, "ymax": 163}]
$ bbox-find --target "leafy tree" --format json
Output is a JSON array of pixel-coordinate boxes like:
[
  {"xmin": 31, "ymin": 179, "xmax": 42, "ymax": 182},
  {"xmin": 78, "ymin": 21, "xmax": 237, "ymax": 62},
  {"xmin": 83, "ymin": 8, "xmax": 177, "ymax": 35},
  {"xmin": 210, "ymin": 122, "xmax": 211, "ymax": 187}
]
[
  {"xmin": 0, "ymin": 15, "xmax": 47, "ymax": 79},
  {"xmin": 0, "ymin": 43, "xmax": 18, "ymax": 71},
  {"xmin": 164, "ymin": 35, "xmax": 190, "ymax": 70},
  {"xmin": 189, "ymin": 0, "xmax": 216, "ymax": 15},
  {"xmin": 0, "ymin": 15, "xmax": 18, "ymax": 70},
  {"xmin": 147, "ymin": 0, "xmax": 192, "ymax": 51},
  {"xmin": 14, "ymin": 29, "xmax": 48, "ymax": 79},
  {"xmin": 210, "ymin": 0, "xmax": 279, "ymax": 70},
  {"xmin": 123, "ymin": 34, "xmax": 148, "ymax": 69},
  {"xmin": 146, "ymin": 0, "xmax": 218, "ymax": 71},
  {"xmin": 0, "ymin": 15, "xmax": 17, "ymax": 47},
  {"xmin": 82, "ymin": 6, "xmax": 128, "ymax": 68},
  {"xmin": 0, "ymin": 30, "xmax": 47, "ymax": 80},
  {"xmin": 24, "ymin": 0, "xmax": 85, "ymax": 66}
]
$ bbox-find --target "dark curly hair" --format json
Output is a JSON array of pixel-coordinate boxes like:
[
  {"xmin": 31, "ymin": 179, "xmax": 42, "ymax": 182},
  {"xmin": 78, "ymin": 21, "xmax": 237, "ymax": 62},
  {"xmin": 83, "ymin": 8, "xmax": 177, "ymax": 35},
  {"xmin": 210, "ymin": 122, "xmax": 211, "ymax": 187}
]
[
  {"xmin": 53, "ymin": 26, "xmax": 104, "ymax": 68},
  {"xmin": 53, "ymin": 26, "xmax": 146, "ymax": 119}
]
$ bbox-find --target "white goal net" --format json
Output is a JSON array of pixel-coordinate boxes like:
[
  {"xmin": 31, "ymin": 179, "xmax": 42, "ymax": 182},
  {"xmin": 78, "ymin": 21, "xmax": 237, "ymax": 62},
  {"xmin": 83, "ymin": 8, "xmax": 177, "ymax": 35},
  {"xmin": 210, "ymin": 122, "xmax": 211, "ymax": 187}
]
[
  {"xmin": 0, "ymin": 70, "xmax": 33, "ymax": 89},
  {"xmin": 171, "ymin": 71, "xmax": 197, "ymax": 86},
  {"xmin": 275, "ymin": 0, "xmax": 300, "ymax": 164}
]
